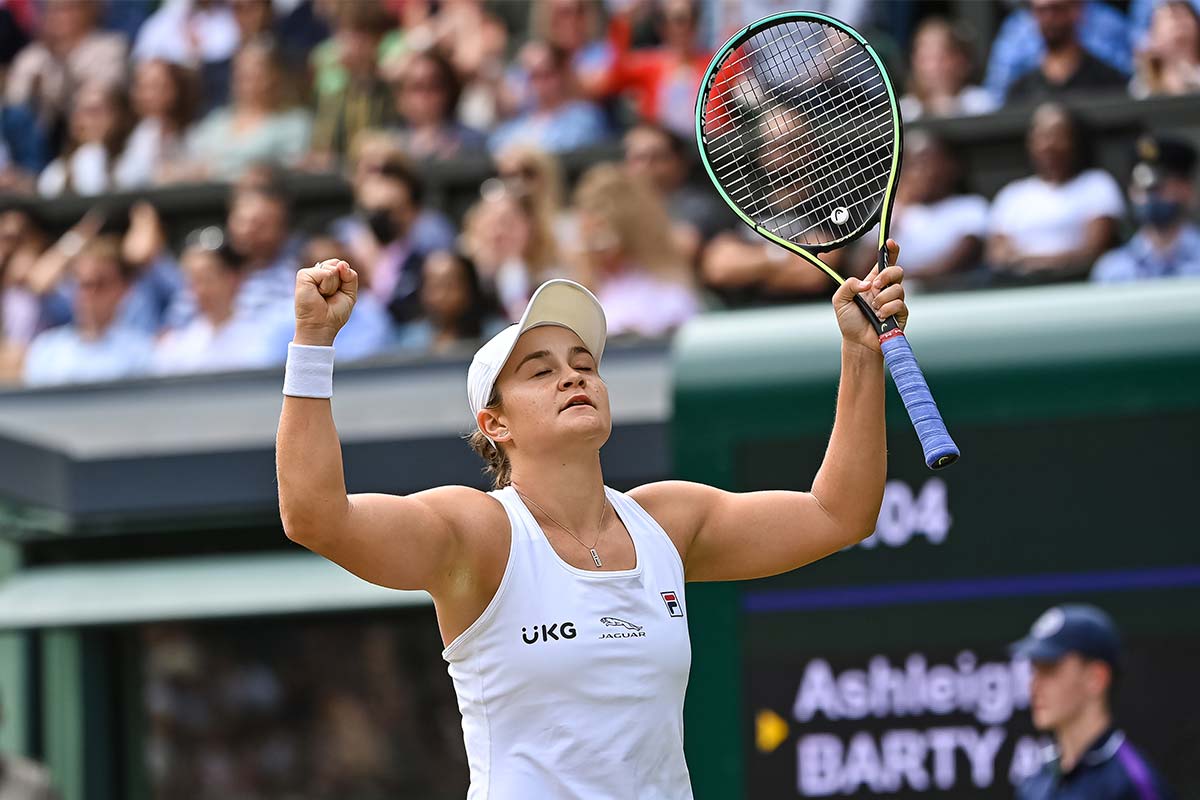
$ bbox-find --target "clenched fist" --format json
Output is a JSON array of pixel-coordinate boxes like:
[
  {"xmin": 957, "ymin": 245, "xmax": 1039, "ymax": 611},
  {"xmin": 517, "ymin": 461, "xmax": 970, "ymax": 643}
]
[{"xmin": 294, "ymin": 259, "xmax": 358, "ymax": 347}]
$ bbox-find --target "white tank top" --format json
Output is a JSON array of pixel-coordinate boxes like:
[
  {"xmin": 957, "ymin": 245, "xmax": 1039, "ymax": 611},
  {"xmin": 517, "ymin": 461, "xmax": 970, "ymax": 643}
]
[{"xmin": 443, "ymin": 485, "xmax": 693, "ymax": 800}]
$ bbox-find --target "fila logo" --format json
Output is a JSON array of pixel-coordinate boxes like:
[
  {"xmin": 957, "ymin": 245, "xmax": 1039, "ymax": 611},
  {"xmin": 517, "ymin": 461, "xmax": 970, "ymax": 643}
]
[
  {"xmin": 662, "ymin": 591, "xmax": 684, "ymax": 618},
  {"xmin": 521, "ymin": 622, "xmax": 578, "ymax": 644}
]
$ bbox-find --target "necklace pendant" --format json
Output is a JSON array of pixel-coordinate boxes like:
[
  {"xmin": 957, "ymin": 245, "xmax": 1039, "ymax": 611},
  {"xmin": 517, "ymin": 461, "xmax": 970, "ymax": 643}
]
[{"xmin": 590, "ymin": 548, "xmax": 603, "ymax": 568}]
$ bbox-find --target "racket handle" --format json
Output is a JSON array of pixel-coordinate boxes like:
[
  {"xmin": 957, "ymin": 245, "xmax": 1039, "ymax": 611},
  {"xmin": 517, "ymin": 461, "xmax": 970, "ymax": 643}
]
[{"xmin": 879, "ymin": 329, "xmax": 960, "ymax": 470}]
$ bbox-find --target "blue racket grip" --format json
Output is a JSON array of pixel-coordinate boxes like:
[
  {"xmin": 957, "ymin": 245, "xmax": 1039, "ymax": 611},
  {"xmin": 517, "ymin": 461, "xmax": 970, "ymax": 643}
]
[{"xmin": 879, "ymin": 330, "xmax": 959, "ymax": 469}]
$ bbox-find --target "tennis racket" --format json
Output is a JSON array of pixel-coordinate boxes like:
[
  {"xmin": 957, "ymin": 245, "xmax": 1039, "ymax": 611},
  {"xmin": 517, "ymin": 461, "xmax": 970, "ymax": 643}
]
[{"xmin": 695, "ymin": 11, "xmax": 959, "ymax": 470}]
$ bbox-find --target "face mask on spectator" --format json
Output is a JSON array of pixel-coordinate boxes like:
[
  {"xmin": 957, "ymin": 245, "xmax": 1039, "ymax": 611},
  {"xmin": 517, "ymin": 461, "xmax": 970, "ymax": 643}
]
[
  {"xmin": 362, "ymin": 208, "xmax": 398, "ymax": 244},
  {"xmin": 1133, "ymin": 195, "xmax": 1186, "ymax": 228}
]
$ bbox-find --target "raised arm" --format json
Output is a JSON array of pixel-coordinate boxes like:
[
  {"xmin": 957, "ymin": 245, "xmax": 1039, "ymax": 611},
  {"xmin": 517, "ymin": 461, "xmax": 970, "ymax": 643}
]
[
  {"xmin": 276, "ymin": 260, "xmax": 496, "ymax": 594},
  {"xmin": 635, "ymin": 244, "xmax": 905, "ymax": 582}
]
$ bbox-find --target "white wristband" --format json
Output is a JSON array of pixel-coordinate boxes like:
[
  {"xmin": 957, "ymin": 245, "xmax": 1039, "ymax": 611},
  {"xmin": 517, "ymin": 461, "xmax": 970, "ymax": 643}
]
[{"xmin": 283, "ymin": 343, "xmax": 335, "ymax": 398}]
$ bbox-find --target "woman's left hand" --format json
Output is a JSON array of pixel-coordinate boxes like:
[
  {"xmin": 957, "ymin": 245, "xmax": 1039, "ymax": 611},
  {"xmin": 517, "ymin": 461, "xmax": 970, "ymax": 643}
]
[{"xmin": 832, "ymin": 239, "xmax": 908, "ymax": 354}]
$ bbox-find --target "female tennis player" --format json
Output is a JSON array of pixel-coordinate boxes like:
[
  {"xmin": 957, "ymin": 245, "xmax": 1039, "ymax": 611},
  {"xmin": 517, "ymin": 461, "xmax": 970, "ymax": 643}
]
[{"xmin": 277, "ymin": 243, "xmax": 908, "ymax": 799}]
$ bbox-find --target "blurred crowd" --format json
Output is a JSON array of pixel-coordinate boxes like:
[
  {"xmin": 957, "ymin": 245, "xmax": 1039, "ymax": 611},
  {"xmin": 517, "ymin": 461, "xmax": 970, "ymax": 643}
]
[
  {"xmin": 0, "ymin": 0, "xmax": 1198, "ymax": 387},
  {"xmin": 143, "ymin": 617, "xmax": 468, "ymax": 799}
]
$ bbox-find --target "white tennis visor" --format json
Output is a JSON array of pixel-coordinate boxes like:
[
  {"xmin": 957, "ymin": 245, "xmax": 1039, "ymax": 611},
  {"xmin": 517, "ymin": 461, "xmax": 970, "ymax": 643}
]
[{"xmin": 467, "ymin": 279, "xmax": 607, "ymax": 442}]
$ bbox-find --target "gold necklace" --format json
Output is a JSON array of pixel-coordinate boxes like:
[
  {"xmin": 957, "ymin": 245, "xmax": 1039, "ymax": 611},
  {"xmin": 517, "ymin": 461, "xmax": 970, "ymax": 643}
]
[{"xmin": 515, "ymin": 488, "xmax": 609, "ymax": 568}]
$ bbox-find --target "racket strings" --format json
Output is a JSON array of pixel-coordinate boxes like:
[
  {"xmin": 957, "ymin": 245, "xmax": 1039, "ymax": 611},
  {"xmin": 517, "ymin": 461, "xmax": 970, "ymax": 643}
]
[
  {"xmin": 699, "ymin": 19, "xmax": 895, "ymax": 248},
  {"xmin": 749, "ymin": 29, "xmax": 887, "ymax": 236}
]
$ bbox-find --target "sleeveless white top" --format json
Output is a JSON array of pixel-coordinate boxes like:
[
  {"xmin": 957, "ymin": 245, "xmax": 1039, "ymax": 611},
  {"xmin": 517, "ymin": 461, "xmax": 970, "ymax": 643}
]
[{"xmin": 443, "ymin": 486, "xmax": 693, "ymax": 800}]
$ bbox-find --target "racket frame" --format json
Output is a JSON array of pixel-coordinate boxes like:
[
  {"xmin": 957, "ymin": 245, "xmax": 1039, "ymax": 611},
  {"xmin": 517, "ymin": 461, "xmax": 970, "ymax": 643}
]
[
  {"xmin": 695, "ymin": 12, "xmax": 960, "ymax": 469},
  {"xmin": 695, "ymin": 10, "xmax": 904, "ymax": 336}
]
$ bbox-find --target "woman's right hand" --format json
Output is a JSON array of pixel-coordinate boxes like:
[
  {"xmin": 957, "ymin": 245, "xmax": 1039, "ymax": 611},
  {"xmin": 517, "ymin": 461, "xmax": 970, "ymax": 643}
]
[{"xmin": 294, "ymin": 259, "xmax": 358, "ymax": 346}]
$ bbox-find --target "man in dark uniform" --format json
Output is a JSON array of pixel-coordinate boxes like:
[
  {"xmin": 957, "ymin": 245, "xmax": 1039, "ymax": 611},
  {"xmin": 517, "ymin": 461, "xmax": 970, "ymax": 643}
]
[{"xmin": 1011, "ymin": 604, "xmax": 1174, "ymax": 800}]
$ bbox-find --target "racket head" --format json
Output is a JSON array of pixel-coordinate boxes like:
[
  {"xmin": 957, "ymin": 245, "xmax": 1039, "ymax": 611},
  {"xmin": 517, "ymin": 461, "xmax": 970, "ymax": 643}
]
[{"xmin": 695, "ymin": 12, "xmax": 903, "ymax": 273}]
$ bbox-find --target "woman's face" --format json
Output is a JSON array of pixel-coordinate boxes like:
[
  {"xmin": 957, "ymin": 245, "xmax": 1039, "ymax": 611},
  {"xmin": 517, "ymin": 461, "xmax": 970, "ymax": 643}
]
[
  {"xmin": 396, "ymin": 56, "xmax": 451, "ymax": 125},
  {"xmin": 577, "ymin": 208, "xmax": 622, "ymax": 268},
  {"xmin": 233, "ymin": 48, "xmax": 278, "ymax": 110},
  {"xmin": 70, "ymin": 82, "xmax": 119, "ymax": 145},
  {"xmin": 912, "ymin": 27, "xmax": 969, "ymax": 94},
  {"xmin": 487, "ymin": 325, "xmax": 611, "ymax": 455},
  {"xmin": 420, "ymin": 252, "xmax": 472, "ymax": 324},
  {"xmin": 133, "ymin": 60, "xmax": 178, "ymax": 121}
]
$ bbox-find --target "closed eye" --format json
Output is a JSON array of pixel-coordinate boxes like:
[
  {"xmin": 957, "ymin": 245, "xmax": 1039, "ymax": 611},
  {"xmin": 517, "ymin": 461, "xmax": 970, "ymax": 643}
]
[{"xmin": 533, "ymin": 369, "xmax": 552, "ymax": 377}]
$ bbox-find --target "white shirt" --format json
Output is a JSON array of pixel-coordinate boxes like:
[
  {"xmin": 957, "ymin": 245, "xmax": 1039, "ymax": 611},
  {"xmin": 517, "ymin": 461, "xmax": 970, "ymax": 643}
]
[
  {"xmin": 37, "ymin": 143, "xmax": 112, "ymax": 197},
  {"xmin": 889, "ymin": 195, "xmax": 989, "ymax": 275},
  {"xmin": 132, "ymin": 0, "xmax": 240, "ymax": 66},
  {"xmin": 151, "ymin": 315, "xmax": 275, "ymax": 376},
  {"xmin": 444, "ymin": 486, "xmax": 693, "ymax": 800},
  {"xmin": 989, "ymin": 169, "xmax": 1125, "ymax": 258},
  {"xmin": 115, "ymin": 119, "xmax": 181, "ymax": 189},
  {"xmin": 23, "ymin": 325, "xmax": 154, "ymax": 386},
  {"xmin": 899, "ymin": 86, "xmax": 998, "ymax": 120}
]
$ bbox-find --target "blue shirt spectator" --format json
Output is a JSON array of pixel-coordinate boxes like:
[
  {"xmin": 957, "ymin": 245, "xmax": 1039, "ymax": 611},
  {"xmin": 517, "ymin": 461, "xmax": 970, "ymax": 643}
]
[
  {"xmin": 985, "ymin": 1, "xmax": 1132, "ymax": 100},
  {"xmin": 23, "ymin": 239, "xmax": 153, "ymax": 386},
  {"xmin": 488, "ymin": 41, "xmax": 608, "ymax": 155},
  {"xmin": 1091, "ymin": 224, "xmax": 1200, "ymax": 281},
  {"xmin": 1092, "ymin": 134, "xmax": 1200, "ymax": 282}
]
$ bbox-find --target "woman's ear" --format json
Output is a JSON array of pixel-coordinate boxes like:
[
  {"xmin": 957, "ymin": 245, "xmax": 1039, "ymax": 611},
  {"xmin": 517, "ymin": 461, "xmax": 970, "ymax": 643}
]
[{"xmin": 477, "ymin": 408, "xmax": 511, "ymax": 444}]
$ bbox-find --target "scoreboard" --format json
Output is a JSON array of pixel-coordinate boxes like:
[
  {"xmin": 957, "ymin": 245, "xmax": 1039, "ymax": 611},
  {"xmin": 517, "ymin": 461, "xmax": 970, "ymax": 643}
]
[{"xmin": 671, "ymin": 282, "xmax": 1200, "ymax": 800}]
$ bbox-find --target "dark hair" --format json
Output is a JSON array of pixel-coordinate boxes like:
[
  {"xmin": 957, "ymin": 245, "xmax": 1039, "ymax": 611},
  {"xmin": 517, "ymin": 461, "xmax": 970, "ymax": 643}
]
[
  {"xmin": 401, "ymin": 49, "xmax": 463, "ymax": 122},
  {"xmin": 465, "ymin": 385, "xmax": 511, "ymax": 489},
  {"xmin": 140, "ymin": 59, "xmax": 199, "ymax": 132},
  {"xmin": 630, "ymin": 121, "xmax": 688, "ymax": 160},
  {"xmin": 422, "ymin": 249, "xmax": 495, "ymax": 339},
  {"xmin": 377, "ymin": 158, "xmax": 425, "ymax": 207},
  {"xmin": 335, "ymin": 0, "xmax": 393, "ymax": 35}
]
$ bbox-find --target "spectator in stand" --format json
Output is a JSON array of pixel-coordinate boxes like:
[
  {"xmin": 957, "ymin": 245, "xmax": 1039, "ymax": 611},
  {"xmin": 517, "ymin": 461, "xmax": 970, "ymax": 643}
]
[
  {"xmin": 987, "ymin": 103, "xmax": 1123, "ymax": 283},
  {"xmin": 1092, "ymin": 135, "xmax": 1200, "ymax": 282},
  {"xmin": 23, "ymin": 237, "xmax": 153, "ymax": 386},
  {"xmin": 493, "ymin": 143, "xmax": 574, "ymax": 245},
  {"xmin": 878, "ymin": 132, "xmax": 988, "ymax": 287},
  {"xmin": 169, "ymin": 186, "xmax": 301, "ymax": 327},
  {"xmin": 37, "ymin": 80, "xmax": 133, "ymax": 197},
  {"xmin": 172, "ymin": 41, "xmax": 313, "ymax": 181},
  {"xmin": 488, "ymin": 41, "xmax": 609, "ymax": 155},
  {"xmin": 700, "ymin": 105, "xmax": 850, "ymax": 307},
  {"xmin": 528, "ymin": 0, "xmax": 614, "ymax": 105},
  {"xmin": 349, "ymin": 159, "xmax": 432, "ymax": 324},
  {"xmin": 572, "ymin": 163, "xmax": 699, "ymax": 337},
  {"xmin": 152, "ymin": 232, "xmax": 275, "ymax": 376},
  {"xmin": 132, "ymin": 0, "xmax": 239, "ymax": 79},
  {"xmin": 1130, "ymin": 0, "xmax": 1200, "ymax": 97},
  {"xmin": 309, "ymin": 1, "xmax": 396, "ymax": 167},
  {"xmin": 4, "ymin": 0, "xmax": 127, "ymax": 132},
  {"xmin": 332, "ymin": 133, "xmax": 456, "ymax": 256},
  {"xmin": 597, "ymin": 0, "xmax": 712, "ymax": 138},
  {"xmin": 1006, "ymin": 0, "xmax": 1128, "ymax": 104},
  {"xmin": 985, "ymin": 0, "xmax": 1131, "ymax": 100},
  {"xmin": 395, "ymin": 250, "xmax": 505, "ymax": 355},
  {"xmin": 195, "ymin": 0, "xmax": 280, "ymax": 114},
  {"xmin": 900, "ymin": 18, "xmax": 997, "ymax": 120},
  {"xmin": 461, "ymin": 186, "xmax": 563, "ymax": 321},
  {"xmin": 0, "ymin": 208, "xmax": 47, "ymax": 383},
  {"xmin": 390, "ymin": 50, "xmax": 487, "ymax": 162},
  {"xmin": 623, "ymin": 122, "xmax": 735, "ymax": 267},
  {"xmin": 117, "ymin": 59, "xmax": 197, "ymax": 188},
  {"xmin": 417, "ymin": 0, "xmax": 509, "ymax": 133}
]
